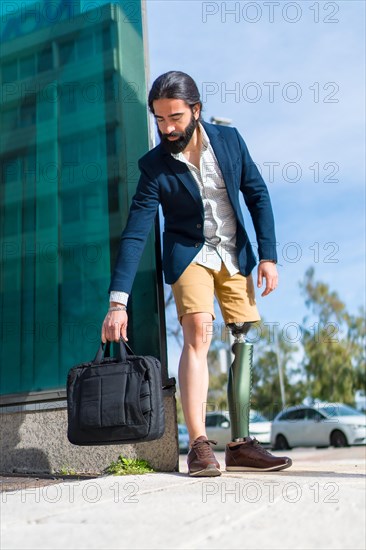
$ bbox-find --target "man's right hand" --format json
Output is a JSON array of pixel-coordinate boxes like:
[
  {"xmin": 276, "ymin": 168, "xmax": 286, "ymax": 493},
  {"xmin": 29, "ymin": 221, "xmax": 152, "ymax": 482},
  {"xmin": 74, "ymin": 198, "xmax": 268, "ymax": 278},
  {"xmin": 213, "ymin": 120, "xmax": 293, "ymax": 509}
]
[{"xmin": 101, "ymin": 309, "xmax": 128, "ymax": 343}]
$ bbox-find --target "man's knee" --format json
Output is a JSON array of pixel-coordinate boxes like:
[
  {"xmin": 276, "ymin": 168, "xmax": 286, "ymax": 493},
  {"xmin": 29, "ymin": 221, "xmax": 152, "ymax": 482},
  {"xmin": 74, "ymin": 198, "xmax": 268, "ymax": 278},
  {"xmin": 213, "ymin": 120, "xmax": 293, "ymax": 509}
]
[{"xmin": 182, "ymin": 313, "xmax": 213, "ymax": 347}]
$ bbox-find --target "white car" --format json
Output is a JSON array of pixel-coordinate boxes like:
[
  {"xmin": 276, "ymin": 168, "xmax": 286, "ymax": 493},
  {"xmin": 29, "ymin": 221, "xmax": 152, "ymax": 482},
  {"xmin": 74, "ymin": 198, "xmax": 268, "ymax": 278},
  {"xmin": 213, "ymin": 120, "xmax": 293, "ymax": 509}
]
[
  {"xmin": 206, "ymin": 410, "xmax": 272, "ymax": 450},
  {"xmin": 271, "ymin": 403, "xmax": 366, "ymax": 449}
]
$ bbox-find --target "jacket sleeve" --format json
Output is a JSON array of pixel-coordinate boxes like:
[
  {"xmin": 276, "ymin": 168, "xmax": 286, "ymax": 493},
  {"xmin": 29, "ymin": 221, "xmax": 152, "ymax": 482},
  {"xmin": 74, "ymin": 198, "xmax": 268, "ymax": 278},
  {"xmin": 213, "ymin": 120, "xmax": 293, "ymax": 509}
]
[
  {"xmin": 235, "ymin": 128, "xmax": 278, "ymax": 263},
  {"xmin": 108, "ymin": 162, "xmax": 160, "ymax": 295}
]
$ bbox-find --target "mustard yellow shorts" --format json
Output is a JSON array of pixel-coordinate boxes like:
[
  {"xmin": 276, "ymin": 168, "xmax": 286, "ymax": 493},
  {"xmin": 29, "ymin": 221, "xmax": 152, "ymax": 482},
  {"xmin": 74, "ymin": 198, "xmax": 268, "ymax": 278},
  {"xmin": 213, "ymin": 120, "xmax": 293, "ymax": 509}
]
[{"xmin": 171, "ymin": 262, "xmax": 261, "ymax": 324}]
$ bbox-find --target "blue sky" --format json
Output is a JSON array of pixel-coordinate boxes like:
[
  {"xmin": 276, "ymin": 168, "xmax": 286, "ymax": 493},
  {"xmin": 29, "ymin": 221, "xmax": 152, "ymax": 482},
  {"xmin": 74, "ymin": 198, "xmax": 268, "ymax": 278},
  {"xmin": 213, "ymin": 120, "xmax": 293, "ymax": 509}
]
[{"xmin": 145, "ymin": 0, "xmax": 365, "ymax": 374}]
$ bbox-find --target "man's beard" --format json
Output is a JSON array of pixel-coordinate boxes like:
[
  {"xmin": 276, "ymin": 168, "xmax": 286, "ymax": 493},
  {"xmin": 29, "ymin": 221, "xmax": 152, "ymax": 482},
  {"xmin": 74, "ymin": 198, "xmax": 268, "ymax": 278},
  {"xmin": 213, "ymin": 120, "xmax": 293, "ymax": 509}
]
[{"xmin": 158, "ymin": 114, "xmax": 198, "ymax": 154}]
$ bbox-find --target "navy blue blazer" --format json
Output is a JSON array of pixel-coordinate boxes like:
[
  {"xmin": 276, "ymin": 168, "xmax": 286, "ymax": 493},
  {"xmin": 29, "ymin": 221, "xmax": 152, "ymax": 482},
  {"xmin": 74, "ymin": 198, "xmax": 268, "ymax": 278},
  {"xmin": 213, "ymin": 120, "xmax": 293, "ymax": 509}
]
[{"xmin": 108, "ymin": 121, "xmax": 277, "ymax": 295}]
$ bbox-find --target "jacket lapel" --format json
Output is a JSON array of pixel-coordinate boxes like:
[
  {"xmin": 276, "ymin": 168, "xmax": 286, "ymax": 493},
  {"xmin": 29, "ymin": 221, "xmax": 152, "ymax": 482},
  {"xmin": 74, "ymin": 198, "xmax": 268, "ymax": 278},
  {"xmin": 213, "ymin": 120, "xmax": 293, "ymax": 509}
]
[
  {"xmin": 202, "ymin": 121, "xmax": 237, "ymax": 205},
  {"xmin": 162, "ymin": 150, "xmax": 203, "ymax": 209}
]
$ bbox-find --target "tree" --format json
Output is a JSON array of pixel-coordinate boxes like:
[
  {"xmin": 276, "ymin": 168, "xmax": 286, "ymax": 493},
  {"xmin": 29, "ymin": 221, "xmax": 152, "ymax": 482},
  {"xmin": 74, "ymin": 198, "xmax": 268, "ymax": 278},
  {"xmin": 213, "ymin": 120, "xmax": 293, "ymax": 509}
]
[
  {"xmin": 300, "ymin": 267, "xmax": 365, "ymax": 405},
  {"xmin": 206, "ymin": 338, "xmax": 229, "ymax": 412},
  {"xmin": 250, "ymin": 322, "xmax": 306, "ymax": 419},
  {"xmin": 166, "ymin": 268, "xmax": 365, "ymax": 424}
]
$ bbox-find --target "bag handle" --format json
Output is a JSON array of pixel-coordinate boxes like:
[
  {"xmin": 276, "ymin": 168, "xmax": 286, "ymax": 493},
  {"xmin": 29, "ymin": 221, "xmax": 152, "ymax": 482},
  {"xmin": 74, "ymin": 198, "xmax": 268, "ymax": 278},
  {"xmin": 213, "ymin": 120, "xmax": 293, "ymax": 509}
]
[{"xmin": 93, "ymin": 338, "xmax": 135, "ymax": 364}]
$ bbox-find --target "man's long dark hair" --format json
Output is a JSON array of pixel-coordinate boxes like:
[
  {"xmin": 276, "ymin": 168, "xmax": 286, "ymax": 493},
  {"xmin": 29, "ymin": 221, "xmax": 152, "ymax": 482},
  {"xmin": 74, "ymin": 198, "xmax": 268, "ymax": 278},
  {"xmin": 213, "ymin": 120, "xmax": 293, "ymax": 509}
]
[{"xmin": 148, "ymin": 71, "xmax": 202, "ymax": 118}]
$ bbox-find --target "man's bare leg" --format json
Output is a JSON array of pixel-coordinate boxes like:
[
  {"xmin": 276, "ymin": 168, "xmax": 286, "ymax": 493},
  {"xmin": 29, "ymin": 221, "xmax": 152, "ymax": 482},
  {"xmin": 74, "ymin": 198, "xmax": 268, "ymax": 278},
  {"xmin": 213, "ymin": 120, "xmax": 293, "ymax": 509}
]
[{"xmin": 178, "ymin": 312, "xmax": 212, "ymax": 445}]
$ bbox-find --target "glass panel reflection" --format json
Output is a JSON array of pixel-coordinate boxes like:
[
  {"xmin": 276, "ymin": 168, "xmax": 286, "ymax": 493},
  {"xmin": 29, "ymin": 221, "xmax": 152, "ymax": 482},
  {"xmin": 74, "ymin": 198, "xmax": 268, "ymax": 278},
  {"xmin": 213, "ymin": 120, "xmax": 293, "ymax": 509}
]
[{"xmin": 0, "ymin": 1, "xmax": 161, "ymax": 399}]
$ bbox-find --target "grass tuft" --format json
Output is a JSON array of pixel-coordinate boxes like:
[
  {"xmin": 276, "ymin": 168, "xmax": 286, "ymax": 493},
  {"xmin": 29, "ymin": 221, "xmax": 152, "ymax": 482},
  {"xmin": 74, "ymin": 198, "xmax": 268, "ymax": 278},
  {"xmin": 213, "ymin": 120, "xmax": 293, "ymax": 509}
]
[
  {"xmin": 104, "ymin": 455, "xmax": 154, "ymax": 476},
  {"xmin": 58, "ymin": 466, "xmax": 77, "ymax": 476}
]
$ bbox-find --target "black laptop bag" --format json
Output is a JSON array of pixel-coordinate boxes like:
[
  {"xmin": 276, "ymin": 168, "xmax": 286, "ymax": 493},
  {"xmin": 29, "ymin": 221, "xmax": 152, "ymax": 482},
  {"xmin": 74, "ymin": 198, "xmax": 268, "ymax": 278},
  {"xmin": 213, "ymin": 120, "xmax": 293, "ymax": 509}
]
[{"xmin": 67, "ymin": 338, "xmax": 165, "ymax": 446}]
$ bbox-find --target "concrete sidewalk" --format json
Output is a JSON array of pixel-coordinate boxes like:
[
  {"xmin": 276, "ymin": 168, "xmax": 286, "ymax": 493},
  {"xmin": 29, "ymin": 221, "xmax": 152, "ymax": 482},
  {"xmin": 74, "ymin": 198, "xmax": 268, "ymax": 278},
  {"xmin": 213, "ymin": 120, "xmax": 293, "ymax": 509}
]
[{"xmin": 1, "ymin": 448, "xmax": 365, "ymax": 550}]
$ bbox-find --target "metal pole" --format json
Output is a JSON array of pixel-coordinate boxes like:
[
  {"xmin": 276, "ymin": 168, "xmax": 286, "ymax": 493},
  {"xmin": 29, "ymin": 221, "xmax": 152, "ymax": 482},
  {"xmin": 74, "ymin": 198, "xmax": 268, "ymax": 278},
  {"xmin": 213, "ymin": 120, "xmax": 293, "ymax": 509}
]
[{"xmin": 275, "ymin": 326, "xmax": 286, "ymax": 408}]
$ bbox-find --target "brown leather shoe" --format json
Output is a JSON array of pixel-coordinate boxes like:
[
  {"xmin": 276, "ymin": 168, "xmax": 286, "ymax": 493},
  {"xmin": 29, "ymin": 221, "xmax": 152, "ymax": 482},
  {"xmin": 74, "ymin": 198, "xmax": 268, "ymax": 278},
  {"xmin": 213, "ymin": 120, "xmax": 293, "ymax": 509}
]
[
  {"xmin": 187, "ymin": 436, "xmax": 221, "ymax": 477},
  {"xmin": 225, "ymin": 437, "xmax": 292, "ymax": 472}
]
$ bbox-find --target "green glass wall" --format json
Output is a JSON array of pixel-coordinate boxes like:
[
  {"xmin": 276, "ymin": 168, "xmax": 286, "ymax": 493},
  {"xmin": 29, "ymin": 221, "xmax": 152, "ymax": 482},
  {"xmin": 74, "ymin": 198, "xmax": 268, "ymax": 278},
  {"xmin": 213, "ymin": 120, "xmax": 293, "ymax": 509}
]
[{"xmin": 0, "ymin": 0, "xmax": 165, "ymax": 399}]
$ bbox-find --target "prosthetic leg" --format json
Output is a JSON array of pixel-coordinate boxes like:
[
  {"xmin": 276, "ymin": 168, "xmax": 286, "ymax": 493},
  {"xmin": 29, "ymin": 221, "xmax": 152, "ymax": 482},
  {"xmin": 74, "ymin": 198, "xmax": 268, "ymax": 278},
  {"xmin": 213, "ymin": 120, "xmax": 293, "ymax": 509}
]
[{"xmin": 227, "ymin": 322, "xmax": 253, "ymax": 441}]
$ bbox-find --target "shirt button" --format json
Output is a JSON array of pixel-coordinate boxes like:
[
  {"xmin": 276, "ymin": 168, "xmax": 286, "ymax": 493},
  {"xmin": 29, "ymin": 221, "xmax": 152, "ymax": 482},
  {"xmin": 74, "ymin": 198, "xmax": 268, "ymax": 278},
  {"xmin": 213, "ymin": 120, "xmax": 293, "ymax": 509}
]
[
  {"xmin": 196, "ymin": 223, "xmax": 202, "ymax": 229},
  {"xmin": 194, "ymin": 243, "xmax": 200, "ymax": 248}
]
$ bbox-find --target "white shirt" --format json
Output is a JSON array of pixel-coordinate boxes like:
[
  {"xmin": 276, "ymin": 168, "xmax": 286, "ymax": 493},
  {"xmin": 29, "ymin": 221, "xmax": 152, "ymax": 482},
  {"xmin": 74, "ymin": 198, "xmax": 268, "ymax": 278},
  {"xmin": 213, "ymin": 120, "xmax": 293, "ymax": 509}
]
[{"xmin": 171, "ymin": 122, "xmax": 239, "ymax": 275}]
